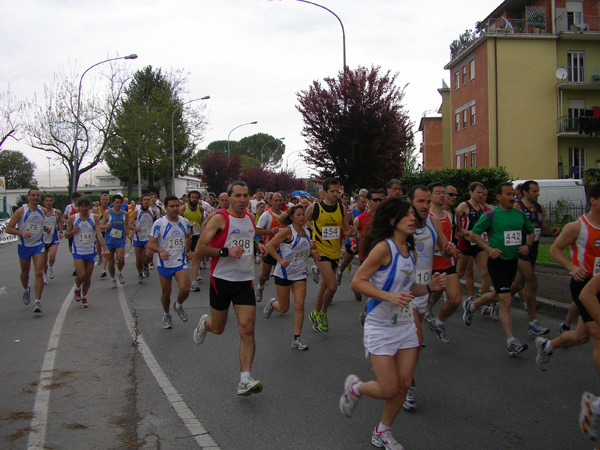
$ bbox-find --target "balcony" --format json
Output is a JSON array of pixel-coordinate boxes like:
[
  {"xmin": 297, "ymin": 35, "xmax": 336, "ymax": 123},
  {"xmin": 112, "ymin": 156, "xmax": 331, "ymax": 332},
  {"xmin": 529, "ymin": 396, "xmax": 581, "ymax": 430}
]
[
  {"xmin": 555, "ymin": 13, "xmax": 600, "ymax": 34},
  {"xmin": 558, "ymin": 116, "xmax": 600, "ymax": 137}
]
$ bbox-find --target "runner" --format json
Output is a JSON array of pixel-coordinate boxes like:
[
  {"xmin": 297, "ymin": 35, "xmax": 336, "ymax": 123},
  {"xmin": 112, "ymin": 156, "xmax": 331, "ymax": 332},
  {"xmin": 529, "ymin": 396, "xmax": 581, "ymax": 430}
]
[
  {"xmin": 146, "ymin": 195, "xmax": 192, "ymax": 329},
  {"xmin": 386, "ymin": 179, "xmax": 402, "ymax": 199},
  {"xmin": 180, "ymin": 190, "xmax": 204, "ymax": 292},
  {"xmin": 130, "ymin": 193, "xmax": 156, "ymax": 284},
  {"xmin": 100, "ymin": 194, "xmax": 127, "ymax": 289},
  {"xmin": 535, "ymin": 182, "xmax": 600, "ymax": 371},
  {"xmin": 64, "ymin": 196, "xmax": 108, "ymax": 308},
  {"xmin": 193, "ymin": 181, "xmax": 267, "ymax": 396},
  {"xmin": 42, "ymin": 194, "xmax": 63, "ymax": 284},
  {"xmin": 511, "ymin": 180, "xmax": 558, "ymax": 335},
  {"xmin": 337, "ymin": 193, "xmax": 367, "ymax": 285},
  {"xmin": 262, "ymin": 205, "xmax": 320, "ymax": 350},
  {"xmin": 305, "ymin": 178, "xmax": 356, "ymax": 333},
  {"xmin": 255, "ymin": 192, "xmax": 286, "ymax": 302},
  {"xmin": 339, "ymin": 197, "xmax": 446, "ymax": 449},
  {"xmin": 462, "ymin": 182, "xmax": 535, "ymax": 356},
  {"xmin": 5, "ymin": 188, "xmax": 48, "ymax": 313},
  {"xmin": 63, "ymin": 192, "xmax": 81, "ymax": 276},
  {"xmin": 96, "ymin": 194, "xmax": 110, "ymax": 271}
]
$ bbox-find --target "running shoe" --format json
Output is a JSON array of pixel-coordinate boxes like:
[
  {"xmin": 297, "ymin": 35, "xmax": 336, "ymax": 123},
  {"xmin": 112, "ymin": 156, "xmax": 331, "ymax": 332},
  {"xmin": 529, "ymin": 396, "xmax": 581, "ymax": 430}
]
[
  {"xmin": 535, "ymin": 337, "xmax": 552, "ymax": 371},
  {"xmin": 429, "ymin": 321, "xmax": 449, "ymax": 344},
  {"xmin": 424, "ymin": 303, "xmax": 435, "ymax": 323},
  {"xmin": 292, "ymin": 337, "xmax": 308, "ymax": 350},
  {"xmin": 72, "ymin": 270, "xmax": 76, "ymax": 276},
  {"xmin": 528, "ymin": 319, "xmax": 550, "ymax": 336},
  {"xmin": 359, "ymin": 310, "xmax": 366, "ymax": 326},
  {"xmin": 173, "ymin": 303, "xmax": 188, "ymax": 322},
  {"xmin": 193, "ymin": 314, "xmax": 208, "ymax": 344},
  {"xmin": 100, "ymin": 270, "xmax": 107, "ymax": 279},
  {"xmin": 371, "ymin": 428, "xmax": 404, "ymax": 450},
  {"xmin": 137, "ymin": 274, "xmax": 143, "ymax": 285},
  {"xmin": 481, "ymin": 305, "xmax": 491, "ymax": 316},
  {"xmin": 346, "ymin": 264, "xmax": 352, "ymax": 274},
  {"xmin": 43, "ymin": 274, "xmax": 48, "ymax": 285},
  {"xmin": 96, "ymin": 255, "xmax": 102, "ymax": 266},
  {"xmin": 462, "ymin": 299, "xmax": 474, "ymax": 326},
  {"xmin": 336, "ymin": 269, "xmax": 343, "ymax": 286},
  {"xmin": 263, "ymin": 298, "xmax": 276, "ymax": 319},
  {"xmin": 339, "ymin": 374, "xmax": 361, "ymax": 417},
  {"xmin": 255, "ymin": 285, "xmax": 264, "ymax": 303},
  {"xmin": 255, "ymin": 255, "xmax": 261, "ymax": 265},
  {"xmin": 33, "ymin": 300, "xmax": 42, "ymax": 314},
  {"xmin": 48, "ymin": 267, "xmax": 54, "ymax": 279},
  {"xmin": 148, "ymin": 262, "xmax": 154, "ymax": 270},
  {"xmin": 309, "ymin": 310, "xmax": 319, "ymax": 331},
  {"xmin": 74, "ymin": 288, "xmax": 82, "ymax": 302},
  {"xmin": 110, "ymin": 278, "xmax": 117, "ymax": 289},
  {"xmin": 22, "ymin": 287, "xmax": 31, "ymax": 305},
  {"xmin": 81, "ymin": 298, "xmax": 89, "ymax": 308},
  {"xmin": 237, "ymin": 377, "xmax": 263, "ymax": 396},
  {"xmin": 162, "ymin": 313, "xmax": 172, "ymax": 329},
  {"xmin": 143, "ymin": 265, "xmax": 150, "ymax": 278},
  {"xmin": 118, "ymin": 271, "xmax": 125, "ymax": 285},
  {"xmin": 403, "ymin": 386, "xmax": 416, "ymax": 411},
  {"xmin": 191, "ymin": 281, "xmax": 201, "ymax": 292},
  {"xmin": 507, "ymin": 339, "xmax": 528, "ymax": 356},
  {"xmin": 353, "ymin": 290, "xmax": 362, "ymax": 302},
  {"xmin": 558, "ymin": 322, "xmax": 570, "ymax": 334},
  {"xmin": 490, "ymin": 302, "xmax": 499, "ymax": 321},
  {"xmin": 317, "ymin": 313, "xmax": 328, "ymax": 333},
  {"xmin": 311, "ymin": 266, "xmax": 320, "ymax": 284},
  {"xmin": 580, "ymin": 391, "xmax": 600, "ymax": 441}
]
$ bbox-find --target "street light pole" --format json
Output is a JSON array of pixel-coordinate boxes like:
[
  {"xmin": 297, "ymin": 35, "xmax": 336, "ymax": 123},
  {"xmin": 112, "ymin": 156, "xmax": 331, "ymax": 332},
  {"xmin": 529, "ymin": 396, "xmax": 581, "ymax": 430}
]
[
  {"xmin": 284, "ymin": 149, "xmax": 303, "ymax": 171},
  {"xmin": 260, "ymin": 137, "xmax": 285, "ymax": 167},
  {"xmin": 46, "ymin": 157, "xmax": 51, "ymax": 188},
  {"xmin": 71, "ymin": 53, "xmax": 138, "ymax": 195},
  {"xmin": 171, "ymin": 95, "xmax": 210, "ymax": 196},
  {"xmin": 227, "ymin": 121, "xmax": 258, "ymax": 158}
]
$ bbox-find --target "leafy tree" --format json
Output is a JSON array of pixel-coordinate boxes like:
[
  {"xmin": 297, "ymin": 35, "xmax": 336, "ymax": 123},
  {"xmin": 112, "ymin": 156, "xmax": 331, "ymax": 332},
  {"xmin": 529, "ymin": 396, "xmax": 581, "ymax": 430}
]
[
  {"xmin": 105, "ymin": 66, "xmax": 207, "ymax": 197},
  {"xmin": 0, "ymin": 86, "xmax": 22, "ymax": 148},
  {"xmin": 0, "ymin": 149, "xmax": 36, "ymax": 189},
  {"xmin": 200, "ymin": 153, "xmax": 241, "ymax": 194},
  {"xmin": 22, "ymin": 59, "xmax": 131, "ymax": 194},
  {"xmin": 237, "ymin": 133, "xmax": 285, "ymax": 169},
  {"xmin": 402, "ymin": 139, "xmax": 421, "ymax": 176},
  {"xmin": 240, "ymin": 155, "xmax": 260, "ymax": 171},
  {"xmin": 241, "ymin": 168, "xmax": 305, "ymax": 193},
  {"xmin": 297, "ymin": 65, "xmax": 414, "ymax": 194}
]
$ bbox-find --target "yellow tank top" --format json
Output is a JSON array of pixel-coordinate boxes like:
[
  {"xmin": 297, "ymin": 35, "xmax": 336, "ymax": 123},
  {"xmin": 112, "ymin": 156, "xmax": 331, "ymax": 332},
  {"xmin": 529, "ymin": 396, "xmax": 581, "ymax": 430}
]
[
  {"xmin": 313, "ymin": 201, "xmax": 344, "ymax": 260},
  {"xmin": 183, "ymin": 203, "xmax": 203, "ymax": 235}
]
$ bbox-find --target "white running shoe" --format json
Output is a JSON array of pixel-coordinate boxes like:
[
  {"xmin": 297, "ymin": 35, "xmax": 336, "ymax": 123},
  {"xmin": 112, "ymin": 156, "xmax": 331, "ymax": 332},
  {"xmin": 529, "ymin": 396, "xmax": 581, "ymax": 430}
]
[
  {"xmin": 371, "ymin": 428, "xmax": 404, "ymax": 450},
  {"xmin": 580, "ymin": 391, "xmax": 600, "ymax": 441},
  {"xmin": 110, "ymin": 278, "xmax": 117, "ymax": 289},
  {"xmin": 22, "ymin": 287, "xmax": 31, "ymax": 305},
  {"xmin": 339, "ymin": 374, "xmax": 361, "ymax": 417},
  {"xmin": 162, "ymin": 313, "xmax": 172, "ymax": 329},
  {"xmin": 237, "ymin": 377, "xmax": 263, "ymax": 396},
  {"xmin": 43, "ymin": 274, "xmax": 48, "ymax": 285},
  {"xmin": 311, "ymin": 266, "xmax": 320, "ymax": 284},
  {"xmin": 118, "ymin": 271, "xmax": 125, "ymax": 285},
  {"xmin": 33, "ymin": 300, "xmax": 42, "ymax": 314},
  {"xmin": 191, "ymin": 281, "xmax": 201, "ymax": 292},
  {"xmin": 193, "ymin": 314, "xmax": 208, "ymax": 345},
  {"xmin": 48, "ymin": 267, "xmax": 54, "ymax": 279},
  {"xmin": 403, "ymin": 386, "xmax": 416, "ymax": 411},
  {"xmin": 263, "ymin": 298, "xmax": 276, "ymax": 319}
]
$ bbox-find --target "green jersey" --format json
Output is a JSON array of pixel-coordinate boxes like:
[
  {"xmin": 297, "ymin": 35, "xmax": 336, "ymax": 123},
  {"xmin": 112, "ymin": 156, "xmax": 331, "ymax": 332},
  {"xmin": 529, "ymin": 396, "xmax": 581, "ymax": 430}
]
[{"xmin": 471, "ymin": 207, "xmax": 534, "ymax": 260}]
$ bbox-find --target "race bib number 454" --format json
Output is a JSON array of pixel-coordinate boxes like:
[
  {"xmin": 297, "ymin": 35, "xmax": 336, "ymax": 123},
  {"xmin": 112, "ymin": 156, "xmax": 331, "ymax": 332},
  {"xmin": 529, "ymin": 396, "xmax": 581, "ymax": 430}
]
[{"xmin": 322, "ymin": 226, "xmax": 340, "ymax": 241}]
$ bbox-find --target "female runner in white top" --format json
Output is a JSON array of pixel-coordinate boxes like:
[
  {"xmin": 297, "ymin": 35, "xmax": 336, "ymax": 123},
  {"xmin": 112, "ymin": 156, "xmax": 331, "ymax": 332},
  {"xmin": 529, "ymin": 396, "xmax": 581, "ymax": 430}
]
[
  {"xmin": 338, "ymin": 198, "xmax": 446, "ymax": 450},
  {"xmin": 263, "ymin": 205, "xmax": 320, "ymax": 350}
]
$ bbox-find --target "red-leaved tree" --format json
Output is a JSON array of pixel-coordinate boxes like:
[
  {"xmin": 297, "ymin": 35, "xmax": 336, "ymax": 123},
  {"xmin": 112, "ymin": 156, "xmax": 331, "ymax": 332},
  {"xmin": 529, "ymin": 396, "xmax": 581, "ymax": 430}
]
[
  {"xmin": 241, "ymin": 168, "xmax": 305, "ymax": 193},
  {"xmin": 200, "ymin": 153, "xmax": 241, "ymax": 194}
]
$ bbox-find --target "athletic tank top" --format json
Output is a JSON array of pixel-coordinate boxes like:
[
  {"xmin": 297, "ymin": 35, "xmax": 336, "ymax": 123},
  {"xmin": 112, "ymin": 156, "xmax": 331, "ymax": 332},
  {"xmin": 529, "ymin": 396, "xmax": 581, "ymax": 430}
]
[
  {"xmin": 312, "ymin": 201, "xmax": 344, "ymax": 259},
  {"xmin": 570, "ymin": 215, "xmax": 600, "ymax": 278},
  {"xmin": 260, "ymin": 209, "xmax": 286, "ymax": 246},
  {"xmin": 273, "ymin": 225, "xmax": 311, "ymax": 281},
  {"xmin": 516, "ymin": 199, "xmax": 543, "ymax": 243},
  {"xmin": 151, "ymin": 216, "xmax": 190, "ymax": 269},
  {"xmin": 43, "ymin": 208, "xmax": 59, "ymax": 244},
  {"xmin": 18, "ymin": 204, "xmax": 45, "ymax": 247},
  {"xmin": 356, "ymin": 211, "xmax": 374, "ymax": 262},
  {"xmin": 365, "ymin": 238, "xmax": 416, "ymax": 327},
  {"xmin": 105, "ymin": 208, "xmax": 126, "ymax": 245},
  {"xmin": 72, "ymin": 213, "xmax": 97, "ymax": 256},
  {"xmin": 183, "ymin": 203, "xmax": 203, "ymax": 236},
  {"xmin": 134, "ymin": 209, "xmax": 155, "ymax": 243},
  {"xmin": 413, "ymin": 215, "xmax": 437, "ymax": 285},
  {"xmin": 460, "ymin": 201, "xmax": 484, "ymax": 231},
  {"xmin": 430, "ymin": 210, "xmax": 453, "ymax": 270},
  {"xmin": 210, "ymin": 210, "xmax": 256, "ymax": 282}
]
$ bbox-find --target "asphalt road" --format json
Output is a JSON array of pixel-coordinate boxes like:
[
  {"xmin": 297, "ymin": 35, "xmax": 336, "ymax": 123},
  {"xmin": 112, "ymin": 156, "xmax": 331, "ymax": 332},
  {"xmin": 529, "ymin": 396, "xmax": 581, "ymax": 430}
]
[{"xmin": 0, "ymin": 241, "xmax": 596, "ymax": 450}]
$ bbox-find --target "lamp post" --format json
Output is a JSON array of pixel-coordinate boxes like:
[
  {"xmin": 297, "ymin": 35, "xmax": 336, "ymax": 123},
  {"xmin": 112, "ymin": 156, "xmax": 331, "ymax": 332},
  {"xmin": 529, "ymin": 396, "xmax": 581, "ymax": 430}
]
[
  {"xmin": 260, "ymin": 137, "xmax": 285, "ymax": 167},
  {"xmin": 71, "ymin": 53, "xmax": 138, "ymax": 195},
  {"xmin": 171, "ymin": 95, "xmax": 210, "ymax": 195},
  {"xmin": 284, "ymin": 149, "xmax": 303, "ymax": 171},
  {"xmin": 227, "ymin": 121, "xmax": 258, "ymax": 158},
  {"xmin": 46, "ymin": 157, "xmax": 51, "ymax": 188}
]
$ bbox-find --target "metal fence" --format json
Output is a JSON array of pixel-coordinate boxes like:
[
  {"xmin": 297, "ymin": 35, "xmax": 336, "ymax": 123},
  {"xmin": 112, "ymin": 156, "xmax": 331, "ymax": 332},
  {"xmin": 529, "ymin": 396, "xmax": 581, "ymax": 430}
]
[{"xmin": 542, "ymin": 202, "xmax": 587, "ymax": 227}]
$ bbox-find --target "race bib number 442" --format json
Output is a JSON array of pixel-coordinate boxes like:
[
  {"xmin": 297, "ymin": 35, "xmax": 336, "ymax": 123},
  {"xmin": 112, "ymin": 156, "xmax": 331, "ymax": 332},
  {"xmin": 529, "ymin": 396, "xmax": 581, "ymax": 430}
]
[{"xmin": 504, "ymin": 230, "xmax": 522, "ymax": 246}]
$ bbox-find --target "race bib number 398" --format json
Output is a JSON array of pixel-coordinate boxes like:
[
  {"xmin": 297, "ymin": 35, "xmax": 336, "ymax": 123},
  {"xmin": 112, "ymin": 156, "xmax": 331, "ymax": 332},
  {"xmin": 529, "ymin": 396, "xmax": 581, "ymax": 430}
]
[{"xmin": 231, "ymin": 238, "xmax": 253, "ymax": 256}]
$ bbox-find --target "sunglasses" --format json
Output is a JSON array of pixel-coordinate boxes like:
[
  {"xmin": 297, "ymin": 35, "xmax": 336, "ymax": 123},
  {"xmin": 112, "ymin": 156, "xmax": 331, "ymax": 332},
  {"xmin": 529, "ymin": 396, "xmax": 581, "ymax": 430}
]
[
  {"xmin": 447, "ymin": 193, "xmax": 458, "ymax": 197},
  {"xmin": 371, "ymin": 198, "xmax": 383, "ymax": 202}
]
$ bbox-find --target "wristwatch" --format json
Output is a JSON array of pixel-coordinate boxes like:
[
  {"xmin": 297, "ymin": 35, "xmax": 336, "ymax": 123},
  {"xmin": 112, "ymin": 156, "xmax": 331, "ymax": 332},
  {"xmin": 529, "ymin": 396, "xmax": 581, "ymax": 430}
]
[{"xmin": 219, "ymin": 248, "xmax": 228, "ymax": 257}]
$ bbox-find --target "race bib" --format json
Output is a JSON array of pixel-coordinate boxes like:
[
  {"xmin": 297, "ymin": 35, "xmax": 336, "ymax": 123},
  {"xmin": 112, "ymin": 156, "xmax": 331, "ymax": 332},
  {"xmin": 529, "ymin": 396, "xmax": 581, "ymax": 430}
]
[
  {"xmin": 167, "ymin": 236, "xmax": 185, "ymax": 251},
  {"xmin": 231, "ymin": 238, "xmax": 253, "ymax": 256},
  {"xmin": 78, "ymin": 231, "xmax": 94, "ymax": 244},
  {"xmin": 45, "ymin": 224, "xmax": 56, "ymax": 235},
  {"xmin": 293, "ymin": 248, "xmax": 310, "ymax": 263},
  {"xmin": 192, "ymin": 225, "xmax": 201, "ymax": 236},
  {"xmin": 504, "ymin": 230, "xmax": 522, "ymax": 246},
  {"xmin": 138, "ymin": 227, "xmax": 150, "ymax": 241},
  {"xmin": 415, "ymin": 269, "xmax": 430, "ymax": 285},
  {"xmin": 25, "ymin": 222, "xmax": 41, "ymax": 234},
  {"xmin": 322, "ymin": 226, "xmax": 340, "ymax": 240},
  {"xmin": 392, "ymin": 301, "xmax": 413, "ymax": 324},
  {"xmin": 109, "ymin": 228, "xmax": 123, "ymax": 239},
  {"xmin": 534, "ymin": 228, "xmax": 541, "ymax": 241},
  {"xmin": 594, "ymin": 257, "xmax": 600, "ymax": 276}
]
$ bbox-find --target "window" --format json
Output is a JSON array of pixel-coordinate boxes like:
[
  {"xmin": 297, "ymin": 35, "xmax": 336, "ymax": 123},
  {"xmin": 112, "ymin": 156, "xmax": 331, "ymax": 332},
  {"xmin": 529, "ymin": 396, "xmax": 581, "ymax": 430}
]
[
  {"xmin": 455, "ymin": 113, "xmax": 460, "ymax": 131},
  {"xmin": 566, "ymin": 1, "xmax": 584, "ymax": 28},
  {"xmin": 568, "ymin": 99, "xmax": 585, "ymax": 131},
  {"xmin": 471, "ymin": 151, "xmax": 476, "ymax": 167},
  {"xmin": 569, "ymin": 147, "xmax": 586, "ymax": 177},
  {"xmin": 455, "ymin": 72, "xmax": 460, "ymax": 90},
  {"xmin": 463, "ymin": 110, "xmax": 468, "ymax": 129},
  {"xmin": 568, "ymin": 51, "xmax": 585, "ymax": 82},
  {"xmin": 469, "ymin": 60, "xmax": 475, "ymax": 80},
  {"xmin": 456, "ymin": 155, "xmax": 461, "ymax": 169},
  {"xmin": 462, "ymin": 66, "xmax": 467, "ymax": 85},
  {"xmin": 470, "ymin": 105, "xmax": 476, "ymax": 125},
  {"xmin": 464, "ymin": 154, "xmax": 468, "ymax": 168}
]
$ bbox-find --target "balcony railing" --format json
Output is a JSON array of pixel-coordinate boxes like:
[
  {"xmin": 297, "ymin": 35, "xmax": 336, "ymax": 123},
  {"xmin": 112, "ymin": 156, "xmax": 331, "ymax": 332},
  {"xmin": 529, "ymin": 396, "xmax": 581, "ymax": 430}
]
[
  {"xmin": 555, "ymin": 13, "xmax": 600, "ymax": 33},
  {"xmin": 558, "ymin": 116, "xmax": 600, "ymax": 136}
]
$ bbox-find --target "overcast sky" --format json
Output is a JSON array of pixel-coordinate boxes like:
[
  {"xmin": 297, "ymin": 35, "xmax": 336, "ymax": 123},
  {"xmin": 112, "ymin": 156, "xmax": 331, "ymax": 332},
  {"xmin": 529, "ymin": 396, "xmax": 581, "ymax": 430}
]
[{"xmin": 1, "ymin": 0, "xmax": 501, "ymax": 188}]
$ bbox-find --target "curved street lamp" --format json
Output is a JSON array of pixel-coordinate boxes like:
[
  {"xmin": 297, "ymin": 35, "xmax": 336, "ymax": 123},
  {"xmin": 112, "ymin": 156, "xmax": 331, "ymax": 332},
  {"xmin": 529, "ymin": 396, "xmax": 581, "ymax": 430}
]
[
  {"xmin": 171, "ymin": 95, "xmax": 210, "ymax": 195},
  {"xmin": 284, "ymin": 149, "xmax": 303, "ymax": 171},
  {"xmin": 227, "ymin": 121, "xmax": 258, "ymax": 158},
  {"xmin": 260, "ymin": 137, "xmax": 285, "ymax": 167},
  {"xmin": 71, "ymin": 53, "xmax": 138, "ymax": 195}
]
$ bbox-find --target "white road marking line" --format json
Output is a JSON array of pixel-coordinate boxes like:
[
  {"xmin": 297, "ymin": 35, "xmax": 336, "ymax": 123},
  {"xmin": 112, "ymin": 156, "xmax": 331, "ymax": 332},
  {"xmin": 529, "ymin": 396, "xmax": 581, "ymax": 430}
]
[
  {"xmin": 116, "ymin": 282, "xmax": 220, "ymax": 449},
  {"xmin": 27, "ymin": 287, "xmax": 74, "ymax": 449}
]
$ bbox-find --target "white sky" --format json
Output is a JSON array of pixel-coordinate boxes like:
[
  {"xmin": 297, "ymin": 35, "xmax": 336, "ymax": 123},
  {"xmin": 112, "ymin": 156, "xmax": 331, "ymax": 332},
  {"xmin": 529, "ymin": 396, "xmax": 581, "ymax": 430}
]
[{"xmin": 1, "ymin": 0, "xmax": 501, "ymax": 188}]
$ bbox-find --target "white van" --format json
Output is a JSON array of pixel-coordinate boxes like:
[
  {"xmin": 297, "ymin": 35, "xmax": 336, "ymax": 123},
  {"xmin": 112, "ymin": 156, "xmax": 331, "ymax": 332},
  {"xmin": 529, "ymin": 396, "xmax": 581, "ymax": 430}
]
[{"xmin": 512, "ymin": 179, "xmax": 586, "ymax": 223}]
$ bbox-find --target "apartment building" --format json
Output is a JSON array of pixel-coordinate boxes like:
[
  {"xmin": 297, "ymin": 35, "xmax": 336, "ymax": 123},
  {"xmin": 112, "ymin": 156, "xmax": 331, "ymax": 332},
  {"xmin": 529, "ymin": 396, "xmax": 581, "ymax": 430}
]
[{"xmin": 423, "ymin": 0, "xmax": 600, "ymax": 178}]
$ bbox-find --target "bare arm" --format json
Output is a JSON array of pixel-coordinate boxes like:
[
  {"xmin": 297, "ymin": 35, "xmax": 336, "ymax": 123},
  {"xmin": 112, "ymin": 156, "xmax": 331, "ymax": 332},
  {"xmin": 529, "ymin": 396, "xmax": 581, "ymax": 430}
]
[
  {"xmin": 550, "ymin": 220, "xmax": 587, "ymax": 279},
  {"xmin": 4, "ymin": 207, "xmax": 24, "ymax": 236},
  {"xmin": 266, "ymin": 227, "xmax": 293, "ymax": 265}
]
